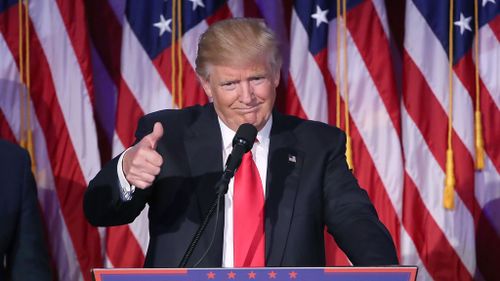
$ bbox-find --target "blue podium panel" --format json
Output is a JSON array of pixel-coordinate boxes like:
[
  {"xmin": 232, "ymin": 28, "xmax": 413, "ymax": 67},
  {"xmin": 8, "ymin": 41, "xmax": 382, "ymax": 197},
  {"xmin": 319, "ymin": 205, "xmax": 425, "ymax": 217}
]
[{"xmin": 92, "ymin": 267, "xmax": 417, "ymax": 281}]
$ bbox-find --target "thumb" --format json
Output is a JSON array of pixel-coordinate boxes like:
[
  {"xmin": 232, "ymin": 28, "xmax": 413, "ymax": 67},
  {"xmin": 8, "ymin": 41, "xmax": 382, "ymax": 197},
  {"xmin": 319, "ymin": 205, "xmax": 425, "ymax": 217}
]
[{"xmin": 147, "ymin": 122, "xmax": 164, "ymax": 149}]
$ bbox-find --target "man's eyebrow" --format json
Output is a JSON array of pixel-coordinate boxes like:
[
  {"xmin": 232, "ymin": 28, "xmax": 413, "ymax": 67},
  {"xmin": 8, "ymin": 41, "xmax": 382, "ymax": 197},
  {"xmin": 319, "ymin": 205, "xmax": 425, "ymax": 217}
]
[{"xmin": 219, "ymin": 79, "xmax": 239, "ymax": 85}]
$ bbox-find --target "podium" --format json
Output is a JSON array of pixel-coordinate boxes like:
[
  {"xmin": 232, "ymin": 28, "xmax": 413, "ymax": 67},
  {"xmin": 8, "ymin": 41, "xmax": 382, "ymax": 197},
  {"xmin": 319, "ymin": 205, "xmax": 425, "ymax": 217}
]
[{"xmin": 92, "ymin": 267, "xmax": 417, "ymax": 281}]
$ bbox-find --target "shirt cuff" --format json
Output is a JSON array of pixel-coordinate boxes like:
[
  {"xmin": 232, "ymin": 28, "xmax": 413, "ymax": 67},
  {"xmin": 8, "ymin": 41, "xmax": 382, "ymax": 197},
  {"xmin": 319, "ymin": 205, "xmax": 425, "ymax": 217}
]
[{"xmin": 117, "ymin": 148, "xmax": 135, "ymax": 201}]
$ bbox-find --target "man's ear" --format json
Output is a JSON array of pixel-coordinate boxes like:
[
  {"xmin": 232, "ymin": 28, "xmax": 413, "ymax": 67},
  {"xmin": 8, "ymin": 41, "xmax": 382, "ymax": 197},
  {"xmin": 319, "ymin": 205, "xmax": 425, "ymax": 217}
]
[
  {"xmin": 199, "ymin": 76, "xmax": 212, "ymax": 98},
  {"xmin": 273, "ymin": 70, "xmax": 281, "ymax": 88}
]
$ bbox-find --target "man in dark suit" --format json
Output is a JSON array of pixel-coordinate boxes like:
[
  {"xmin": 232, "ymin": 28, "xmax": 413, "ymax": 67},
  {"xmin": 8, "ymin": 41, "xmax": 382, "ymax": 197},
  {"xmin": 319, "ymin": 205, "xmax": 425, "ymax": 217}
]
[
  {"xmin": 0, "ymin": 140, "xmax": 52, "ymax": 280},
  {"xmin": 84, "ymin": 18, "xmax": 398, "ymax": 268}
]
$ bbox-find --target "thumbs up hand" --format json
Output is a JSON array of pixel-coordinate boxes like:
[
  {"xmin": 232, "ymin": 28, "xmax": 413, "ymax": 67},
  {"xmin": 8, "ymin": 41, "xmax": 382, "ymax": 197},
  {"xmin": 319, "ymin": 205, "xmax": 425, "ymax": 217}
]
[{"xmin": 123, "ymin": 122, "xmax": 164, "ymax": 189}]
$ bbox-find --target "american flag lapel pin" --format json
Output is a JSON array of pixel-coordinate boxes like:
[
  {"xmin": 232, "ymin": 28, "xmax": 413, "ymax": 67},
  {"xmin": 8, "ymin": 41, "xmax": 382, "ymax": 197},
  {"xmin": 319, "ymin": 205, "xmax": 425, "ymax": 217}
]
[{"xmin": 288, "ymin": 154, "xmax": 296, "ymax": 163}]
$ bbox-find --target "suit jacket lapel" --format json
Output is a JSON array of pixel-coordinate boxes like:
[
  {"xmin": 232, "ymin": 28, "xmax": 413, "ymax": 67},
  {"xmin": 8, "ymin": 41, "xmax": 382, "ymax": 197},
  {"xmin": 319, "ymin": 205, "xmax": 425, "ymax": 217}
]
[
  {"xmin": 265, "ymin": 111, "xmax": 303, "ymax": 266},
  {"xmin": 184, "ymin": 104, "xmax": 225, "ymax": 267}
]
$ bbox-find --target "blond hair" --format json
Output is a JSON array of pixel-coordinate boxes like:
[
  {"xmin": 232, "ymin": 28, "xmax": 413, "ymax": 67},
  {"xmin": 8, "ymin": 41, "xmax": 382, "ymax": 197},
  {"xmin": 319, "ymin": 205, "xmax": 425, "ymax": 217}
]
[{"xmin": 195, "ymin": 18, "xmax": 282, "ymax": 80}]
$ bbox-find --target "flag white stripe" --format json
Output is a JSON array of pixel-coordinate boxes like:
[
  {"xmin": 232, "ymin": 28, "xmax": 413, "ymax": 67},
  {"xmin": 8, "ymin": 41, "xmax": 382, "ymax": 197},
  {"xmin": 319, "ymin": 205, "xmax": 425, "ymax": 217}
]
[
  {"xmin": 474, "ymin": 155, "xmax": 500, "ymax": 221},
  {"xmin": 182, "ymin": 20, "xmax": 208, "ymax": 70},
  {"xmin": 477, "ymin": 24, "xmax": 500, "ymax": 108},
  {"xmin": 371, "ymin": 0, "xmax": 391, "ymax": 38},
  {"xmin": 227, "ymin": 0, "xmax": 244, "ymax": 18},
  {"xmin": 400, "ymin": 227, "xmax": 433, "ymax": 281},
  {"xmin": 127, "ymin": 206, "xmax": 150, "ymax": 254},
  {"xmin": 289, "ymin": 10, "xmax": 328, "ymax": 123}
]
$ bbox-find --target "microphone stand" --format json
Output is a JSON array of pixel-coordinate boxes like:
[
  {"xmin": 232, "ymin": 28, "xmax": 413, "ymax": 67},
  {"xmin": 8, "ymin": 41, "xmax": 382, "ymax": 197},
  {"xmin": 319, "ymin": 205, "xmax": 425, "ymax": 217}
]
[{"xmin": 178, "ymin": 172, "xmax": 232, "ymax": 268}]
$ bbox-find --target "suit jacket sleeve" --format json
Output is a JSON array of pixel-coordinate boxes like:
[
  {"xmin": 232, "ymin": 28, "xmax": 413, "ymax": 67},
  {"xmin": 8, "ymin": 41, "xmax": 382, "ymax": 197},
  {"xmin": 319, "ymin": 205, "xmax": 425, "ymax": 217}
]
[
  {"xmin": 7, "ymin": 147, "xmax": 52, "ymax": 280},
  {"xmin": 83, "ymin": 116, "xmax": 155, "ymax": 226},
  {"xmin": 323, "ymin": 131, "xmax": 398, "ymax": 265}
]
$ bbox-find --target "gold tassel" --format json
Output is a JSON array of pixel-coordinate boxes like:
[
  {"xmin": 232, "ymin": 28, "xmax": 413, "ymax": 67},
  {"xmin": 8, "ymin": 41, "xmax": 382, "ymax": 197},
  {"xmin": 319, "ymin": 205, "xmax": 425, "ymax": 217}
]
[
  {"xmin": 444, "ymin": 149, "xmax": 455, "ymax": 209},
  {"xmin": 474, "ymin": 111, "xmax": 485, "ymax": 169},
  {"xmin": 346, "ymin": 134, "xmax": 353, "ymax": 171}
]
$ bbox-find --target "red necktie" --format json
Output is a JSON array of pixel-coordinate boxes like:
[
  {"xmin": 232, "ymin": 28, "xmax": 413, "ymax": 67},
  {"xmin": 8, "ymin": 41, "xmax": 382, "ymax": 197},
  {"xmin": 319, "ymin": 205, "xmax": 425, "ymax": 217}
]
[{"xmin": 234, "ymin": 151, "xmax": 265, "ymax": 267}]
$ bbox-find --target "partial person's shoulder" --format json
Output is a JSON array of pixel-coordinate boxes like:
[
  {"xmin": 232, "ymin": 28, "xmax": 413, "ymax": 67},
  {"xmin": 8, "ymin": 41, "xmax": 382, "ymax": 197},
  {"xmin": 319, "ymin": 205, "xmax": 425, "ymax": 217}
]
[
  {"xmin": 0, "ymin": 139, "xmax": 30, "ymax": 163},
  {"xmin": 139, "ymin": 104, "xmax": 207, "ymax": 128},
  {"xmin": 143, "ymin": 104, "xmax": 206, "ymax": 120},
  {"xmin": 277, "ymin": 113, "xmax": 345, "ymax": 140}
]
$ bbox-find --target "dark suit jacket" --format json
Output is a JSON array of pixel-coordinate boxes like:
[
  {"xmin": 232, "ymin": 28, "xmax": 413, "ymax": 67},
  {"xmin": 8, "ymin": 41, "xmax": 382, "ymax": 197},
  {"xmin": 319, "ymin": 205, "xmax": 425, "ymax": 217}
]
[
  {"xmin": 0, "ymin": 140, "xmax": 52, "ymax": 281},
  {"xmin": 84, "ymin": 103, "xmax": 398, "ymax": 267}
]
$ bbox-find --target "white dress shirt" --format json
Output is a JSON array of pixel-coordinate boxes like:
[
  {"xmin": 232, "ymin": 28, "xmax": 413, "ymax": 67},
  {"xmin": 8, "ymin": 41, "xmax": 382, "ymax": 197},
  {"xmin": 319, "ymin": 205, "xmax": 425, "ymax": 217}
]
[{"xmin": 117, "ymin": 117, "xmax": 272, "ymax": 267}]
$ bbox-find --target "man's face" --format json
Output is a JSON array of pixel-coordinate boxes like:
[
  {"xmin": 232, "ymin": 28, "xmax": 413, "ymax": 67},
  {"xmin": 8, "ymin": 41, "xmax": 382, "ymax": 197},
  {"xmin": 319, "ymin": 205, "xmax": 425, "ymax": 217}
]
[{"xmin": 200, "ymin": 62, "xmax": 280, "ymax": 132}]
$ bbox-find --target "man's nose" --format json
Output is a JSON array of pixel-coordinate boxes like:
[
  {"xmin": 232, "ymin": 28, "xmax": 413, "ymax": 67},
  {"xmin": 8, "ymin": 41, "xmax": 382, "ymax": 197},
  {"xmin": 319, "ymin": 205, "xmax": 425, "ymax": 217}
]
[{"xmin": 239, "ymin": 81, "xmax": 254, "ymax": 104}]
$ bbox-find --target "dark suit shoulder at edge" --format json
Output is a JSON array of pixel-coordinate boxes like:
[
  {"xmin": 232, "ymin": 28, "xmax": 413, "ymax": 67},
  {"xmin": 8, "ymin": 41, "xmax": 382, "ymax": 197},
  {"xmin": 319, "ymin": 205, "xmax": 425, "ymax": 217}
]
[
  {"xmin": 140, "ymin": 104, "xmax": 209, "ymax": 126},
  {"xmin": 0, "ymin": 139, "xmax": 30, "ymax": 166},
  {"xmin": 273, "ymin": 111, "xmax": 345, "ymax": 139}
]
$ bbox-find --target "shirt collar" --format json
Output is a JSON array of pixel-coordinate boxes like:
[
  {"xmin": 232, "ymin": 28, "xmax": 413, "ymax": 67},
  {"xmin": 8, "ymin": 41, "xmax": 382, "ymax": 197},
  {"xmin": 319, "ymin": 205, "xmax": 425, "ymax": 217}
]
[{"xmin": 219, "ymin": 116, "xmax": 273, "ymax": 151}]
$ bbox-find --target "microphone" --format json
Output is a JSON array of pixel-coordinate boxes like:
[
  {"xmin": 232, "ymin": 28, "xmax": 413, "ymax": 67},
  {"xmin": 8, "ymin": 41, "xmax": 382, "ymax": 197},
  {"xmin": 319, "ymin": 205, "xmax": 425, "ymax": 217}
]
[
  {"xmin": 217, "ymin": 123, "xmax": 257, "ymax": 195},
  {"xmin": 178, "ymin": 123, "xmax": 257, "ymax": 268}
]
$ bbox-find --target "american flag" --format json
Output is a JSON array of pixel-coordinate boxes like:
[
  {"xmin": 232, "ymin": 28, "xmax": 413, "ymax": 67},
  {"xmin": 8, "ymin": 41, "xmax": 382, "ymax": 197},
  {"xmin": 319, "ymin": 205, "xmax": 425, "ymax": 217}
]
[{"xmin": 0, "ymin": 0, "xmax": 498, "ymax": 281}]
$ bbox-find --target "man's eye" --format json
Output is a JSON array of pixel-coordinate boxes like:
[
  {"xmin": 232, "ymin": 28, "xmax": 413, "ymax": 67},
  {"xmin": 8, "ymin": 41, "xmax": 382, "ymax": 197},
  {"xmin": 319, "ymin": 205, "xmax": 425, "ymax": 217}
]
[
  {"xmin": 221, "ymin": 82, "xmax": 236, "ymax": 90},
  {"xmin": 250, "ymin": 77, "xmax": 265, "ymax": 85}
]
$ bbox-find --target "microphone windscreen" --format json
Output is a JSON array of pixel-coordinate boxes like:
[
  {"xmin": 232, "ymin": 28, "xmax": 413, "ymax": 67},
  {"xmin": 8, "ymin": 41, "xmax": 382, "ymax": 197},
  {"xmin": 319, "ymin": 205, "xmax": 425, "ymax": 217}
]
[{"xmin": 232, "ymin": 123, "xmax": 258, "ymax": 152}]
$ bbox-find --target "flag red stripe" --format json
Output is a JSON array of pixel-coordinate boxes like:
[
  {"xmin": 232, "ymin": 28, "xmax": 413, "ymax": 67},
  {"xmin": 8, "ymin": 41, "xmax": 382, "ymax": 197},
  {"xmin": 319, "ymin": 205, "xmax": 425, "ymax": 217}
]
[
  {"xmin": 106, "ymin": 226, "xmax": 145, "ymax": 267},
  {"xmin": 284, "ymin": 77, "xmax": 308, "ymax": 119},
  {"xmin": 205, "ymin": 3, "xmax": 232, "ymax": 25},
  {"xmin": 488, "ymin": 14, "xmax": 500, "ymax": 42},
  {"xmin": 244, "ymin": 0, "xmax": 263, "ymax": 18},
  {"xmin": 403, "ymin": 173, "xmax": 472, "ymax": 281},
  {"xmin": 115, "ymin": 78, "xmax": 145, "ymax": 147},
  {"xmin": 324, "ymin": 227, "xmax": 350, "ymax": 266},
  {"xmin": 347, "ymin": 1, "xmax": 401, "ymax": 137},
  {"xmin": 0, "ymin": 110, "xmax": 16, "ymax": 143},
  {"xmin": 0, "ymin": 7, "xmax": 103, "ymax": 280},
  {"xmin": 181, "ymin": 60, "xmax": 209, "ymax": 107}
]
